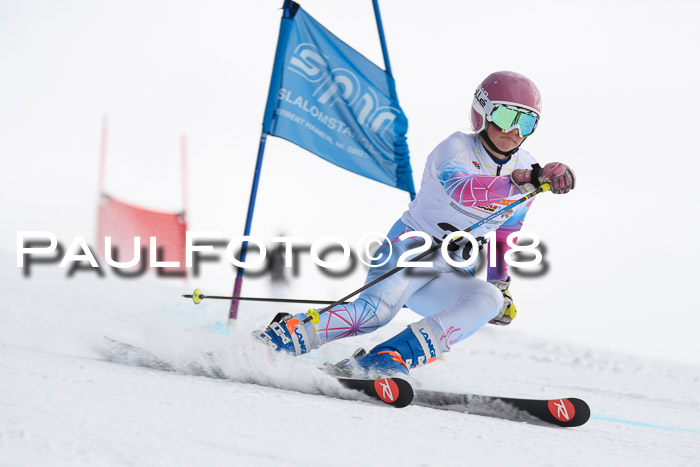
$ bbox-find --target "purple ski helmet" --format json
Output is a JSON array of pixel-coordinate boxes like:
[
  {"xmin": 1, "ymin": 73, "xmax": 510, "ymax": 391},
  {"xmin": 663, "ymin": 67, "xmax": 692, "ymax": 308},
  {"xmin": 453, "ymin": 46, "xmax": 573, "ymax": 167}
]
[{"xmin": 471, "ymin": 71, "xmax": 542, "ymax": 134}]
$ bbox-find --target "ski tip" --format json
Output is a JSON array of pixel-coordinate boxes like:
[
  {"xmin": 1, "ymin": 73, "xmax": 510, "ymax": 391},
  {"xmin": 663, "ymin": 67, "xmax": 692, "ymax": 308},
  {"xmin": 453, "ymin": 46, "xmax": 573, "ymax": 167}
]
[
  {"xmin": 372, "ymin": 377, "xmax": 414, "ymax": 408},
  {"xmin": 546, "ymin": 397, "xmax": 591, "ymax": 427},
  {"xmin": 335, "ymin": 376, "xmax": 414, "ymax": 408}
]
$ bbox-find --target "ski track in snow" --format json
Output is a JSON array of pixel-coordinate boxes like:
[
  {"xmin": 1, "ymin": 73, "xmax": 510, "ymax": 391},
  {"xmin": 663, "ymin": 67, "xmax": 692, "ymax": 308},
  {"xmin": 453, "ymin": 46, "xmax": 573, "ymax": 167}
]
[{"xmin": 1, "ymin": 267, "xmax": 699, "ymax": 466}]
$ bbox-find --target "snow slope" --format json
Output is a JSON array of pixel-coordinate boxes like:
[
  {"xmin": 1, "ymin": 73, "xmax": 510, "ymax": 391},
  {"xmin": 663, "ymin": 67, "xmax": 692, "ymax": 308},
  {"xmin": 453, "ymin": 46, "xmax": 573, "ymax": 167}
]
[{"xmin": 1, "ymin": 263, "xmax": 699, "ymax": 467}]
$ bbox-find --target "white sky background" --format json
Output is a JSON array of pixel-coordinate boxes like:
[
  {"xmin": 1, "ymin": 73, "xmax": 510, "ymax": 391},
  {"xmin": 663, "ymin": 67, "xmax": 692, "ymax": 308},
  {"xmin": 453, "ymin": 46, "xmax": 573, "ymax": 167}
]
[{"xmin": 1, "ymin": 0, "xmax": 698, "ymax": 364}]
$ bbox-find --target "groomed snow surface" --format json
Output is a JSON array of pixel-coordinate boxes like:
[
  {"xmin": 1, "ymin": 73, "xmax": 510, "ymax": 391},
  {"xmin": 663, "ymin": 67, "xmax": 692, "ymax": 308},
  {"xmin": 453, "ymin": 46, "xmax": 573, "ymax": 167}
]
[{"xmin": 1, "ymin": 267, "xmax": 699, "ymax": 467}]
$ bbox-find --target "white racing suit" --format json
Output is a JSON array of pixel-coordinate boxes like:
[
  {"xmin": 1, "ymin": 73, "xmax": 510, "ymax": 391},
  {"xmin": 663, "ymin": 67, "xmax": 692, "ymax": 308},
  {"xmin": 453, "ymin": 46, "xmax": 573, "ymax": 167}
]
[{"xmin": 311, "ymin": 131, "xmax": 539, "ymax": 354}]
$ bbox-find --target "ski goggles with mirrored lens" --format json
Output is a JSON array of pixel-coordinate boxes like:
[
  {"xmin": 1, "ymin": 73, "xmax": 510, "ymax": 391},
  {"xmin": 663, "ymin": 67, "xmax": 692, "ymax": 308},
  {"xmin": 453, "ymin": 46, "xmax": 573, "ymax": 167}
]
[{"xmin": 488, "ymin": 105, "xmax": 539, "ymax": 137}]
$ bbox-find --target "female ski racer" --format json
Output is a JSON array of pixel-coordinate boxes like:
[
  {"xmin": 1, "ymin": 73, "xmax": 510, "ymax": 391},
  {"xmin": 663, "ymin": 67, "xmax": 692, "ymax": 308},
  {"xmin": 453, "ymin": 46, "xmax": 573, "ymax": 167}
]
[{"xmin": 255, "ymin": 71, "xmax": 576, "ymax": 376}]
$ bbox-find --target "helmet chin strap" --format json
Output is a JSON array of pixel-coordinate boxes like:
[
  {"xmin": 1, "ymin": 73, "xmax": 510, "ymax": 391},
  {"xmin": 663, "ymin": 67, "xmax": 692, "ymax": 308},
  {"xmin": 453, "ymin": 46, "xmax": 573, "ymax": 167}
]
[{"xmin": 480, "ymin": 125, "xmax": 524, "ymax": 159}]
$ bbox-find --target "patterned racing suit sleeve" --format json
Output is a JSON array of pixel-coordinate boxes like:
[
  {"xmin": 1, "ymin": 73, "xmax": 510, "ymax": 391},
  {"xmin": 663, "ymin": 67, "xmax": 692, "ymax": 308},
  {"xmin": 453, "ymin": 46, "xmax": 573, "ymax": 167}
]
[{"xmin": 433, "ymin": 144, "xmax": 527, "ymax": 208}]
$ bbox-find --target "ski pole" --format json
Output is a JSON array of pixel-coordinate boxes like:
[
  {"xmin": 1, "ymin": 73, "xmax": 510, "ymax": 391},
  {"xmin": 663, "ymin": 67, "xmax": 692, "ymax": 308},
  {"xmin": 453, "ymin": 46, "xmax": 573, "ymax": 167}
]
[
  {"xmin": 183, "ymin": 289, "xmax": 350, "ymax": 306},
  {"xmin": 303, "ymin": 183, "xmax": 552, "ymax": 325}
]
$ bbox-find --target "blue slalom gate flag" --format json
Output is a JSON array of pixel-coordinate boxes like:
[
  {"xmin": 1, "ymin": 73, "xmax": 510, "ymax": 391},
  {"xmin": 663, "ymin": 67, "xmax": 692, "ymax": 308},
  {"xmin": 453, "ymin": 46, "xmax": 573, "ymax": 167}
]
[{"xmin": 262, "ymin": 2, "xmax": 415, "ymax": 195}]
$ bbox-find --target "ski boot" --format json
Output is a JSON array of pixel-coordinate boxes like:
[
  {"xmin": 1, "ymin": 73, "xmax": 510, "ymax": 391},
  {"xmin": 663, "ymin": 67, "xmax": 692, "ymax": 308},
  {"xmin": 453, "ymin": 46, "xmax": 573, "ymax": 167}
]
[
  {"xmin": 253, "ymin": 311, "xmax": 318, "ymax": 356},
  {"xmin": 339, "ymin": 323, "xmax": 442, "ymax": 378}
]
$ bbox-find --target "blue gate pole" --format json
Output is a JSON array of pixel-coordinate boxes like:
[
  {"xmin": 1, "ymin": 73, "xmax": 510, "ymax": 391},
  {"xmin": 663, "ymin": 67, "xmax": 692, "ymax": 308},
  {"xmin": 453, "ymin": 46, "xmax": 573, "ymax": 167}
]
[
  {"xmin": 372, "ymin": 0, "xmax": 415, "ymax": 200},
  {"xmin": 228, "ymin": 132, "xmax": 268, "ymax": 327},
  {"xmin": 372, "ymin": 0, "xmax": 394, "ymax": 77},
  {"xmin": 227, "ymin": 0, "xmax": 297, "ymax": 327}
]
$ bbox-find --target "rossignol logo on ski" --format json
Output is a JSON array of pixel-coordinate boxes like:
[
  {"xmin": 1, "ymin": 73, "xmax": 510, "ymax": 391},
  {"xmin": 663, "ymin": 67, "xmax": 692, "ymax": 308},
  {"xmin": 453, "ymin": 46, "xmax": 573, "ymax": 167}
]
[
  {"xmin": 374, "ymin": 378, "xmax": 399, "ymax": 403},
  {"xmin": 547, "ymin": 399, "xmax": 575, "ymax": 422}
]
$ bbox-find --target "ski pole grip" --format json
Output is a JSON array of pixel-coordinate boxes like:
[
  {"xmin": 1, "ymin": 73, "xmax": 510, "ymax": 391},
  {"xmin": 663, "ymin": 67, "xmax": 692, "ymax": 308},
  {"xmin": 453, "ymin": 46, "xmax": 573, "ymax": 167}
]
[{"xmin": 539, "ymin": 182, "xmax": 552, "ymax": 193}]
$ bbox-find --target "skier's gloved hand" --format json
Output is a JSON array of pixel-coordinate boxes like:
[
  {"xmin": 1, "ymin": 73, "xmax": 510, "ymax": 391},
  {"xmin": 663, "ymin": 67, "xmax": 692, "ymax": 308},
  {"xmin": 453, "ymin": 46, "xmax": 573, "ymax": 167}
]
[
  {"xmin": 511, "ymin": 162, "xmax": 576, "ymax": 194},
  {"xmin": 488, "ymin": 277, "xmax": 516, "ymax": 326},
  {"xmin": 253, "ymin": 312, "xmax": 315, "ymax": 356}
]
